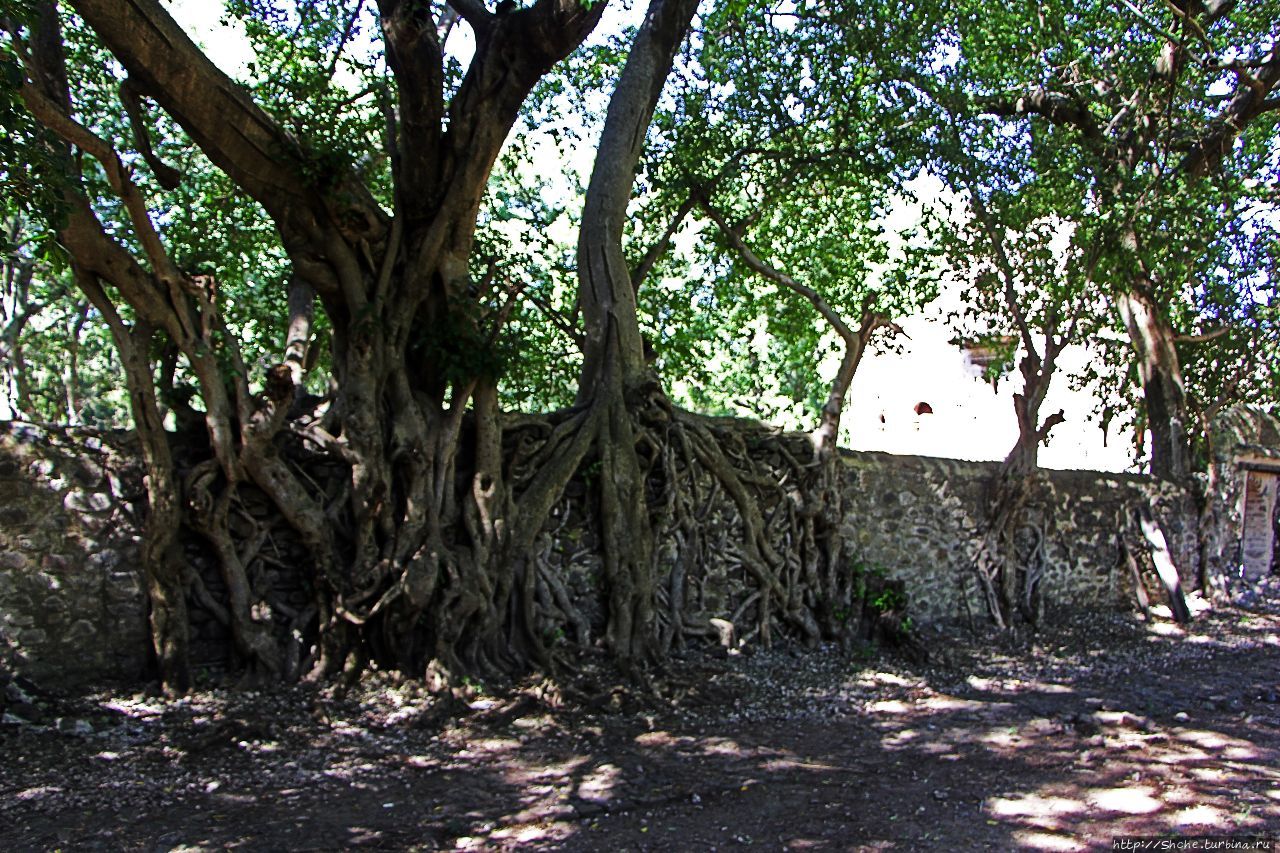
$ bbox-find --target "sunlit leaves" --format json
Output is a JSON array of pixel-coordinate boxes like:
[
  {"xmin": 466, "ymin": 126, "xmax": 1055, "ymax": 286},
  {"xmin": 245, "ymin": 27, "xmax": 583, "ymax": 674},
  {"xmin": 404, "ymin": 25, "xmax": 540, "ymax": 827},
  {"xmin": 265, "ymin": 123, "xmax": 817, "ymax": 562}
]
[
  {"xmin": 223, "ymin": 0, "xmax": 389, "ymax": 204},
  {"xmin": 924, "ymin": 0, "xmax": 1280, "ymax": 453},
  {"xmin": 625, "ymin": 0, "xmax": 943, "ymax": 432}
]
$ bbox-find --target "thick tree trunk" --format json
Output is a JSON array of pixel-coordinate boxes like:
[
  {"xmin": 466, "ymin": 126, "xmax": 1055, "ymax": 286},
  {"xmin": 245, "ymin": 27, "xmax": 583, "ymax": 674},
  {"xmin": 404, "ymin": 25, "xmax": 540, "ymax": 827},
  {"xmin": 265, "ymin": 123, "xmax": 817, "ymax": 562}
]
[
  {"xmin": 975, "ymin": 349, "xmax": 1064, "ymax": 630},
  {"xmin": 1119, "ymin": 285, "xmax": 1189, "ymax": 483},
  {"xmin": 962, "ymin": 191, "xmax": 1071, "ymax": 629},
  {"xmin": 573, "ymin": 0, "xmax": 700, "ymax": 665},
  {"xmin": 16, "ymin": 0, "xmax": 915, "ymax": 688},
  {"xmin": 16, "ymin": 0, "xmax": 609, "ymax": 688}
]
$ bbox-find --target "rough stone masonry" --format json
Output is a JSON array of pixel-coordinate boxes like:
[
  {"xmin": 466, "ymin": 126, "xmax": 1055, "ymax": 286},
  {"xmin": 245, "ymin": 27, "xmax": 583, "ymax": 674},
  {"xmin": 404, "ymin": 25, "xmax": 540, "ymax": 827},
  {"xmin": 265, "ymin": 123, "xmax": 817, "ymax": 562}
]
[{"xmin": 1, "ymin": 418, "xmax": 1275, "ymax": 688}]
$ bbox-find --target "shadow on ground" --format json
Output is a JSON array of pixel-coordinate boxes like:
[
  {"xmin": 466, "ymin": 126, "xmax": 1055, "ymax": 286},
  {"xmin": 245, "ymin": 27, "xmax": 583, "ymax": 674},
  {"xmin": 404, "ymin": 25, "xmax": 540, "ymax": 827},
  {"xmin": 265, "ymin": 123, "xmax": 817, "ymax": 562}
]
[{"xmin": 2, "ymin": 606, "xmax": 1278, "ymax": 851}]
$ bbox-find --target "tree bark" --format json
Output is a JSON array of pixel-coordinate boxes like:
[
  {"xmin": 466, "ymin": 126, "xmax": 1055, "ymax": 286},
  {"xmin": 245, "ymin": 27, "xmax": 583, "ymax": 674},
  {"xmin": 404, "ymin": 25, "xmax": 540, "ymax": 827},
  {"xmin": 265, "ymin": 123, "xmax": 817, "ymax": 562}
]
[
  {"xmin": 578, "ymin": 0, "xmax": 699, "ymax": 396},
  {"xmin": 77, "ymin": 272, "xmax": 193, "ymax": 694},
  {"xmin": 574, "ymin": 0, "xmax": 700, "ymax": 663},
  {"xmin": 1118, "ymin": 285, "xmax": 1189, "ymax": 482},
  {"xmin": 15, "ymin": 0, "xmax": 899, "ymax": 685},
  {"xmin": 24, "ymin": 0, "xmax": 198, "ymax": 691}
]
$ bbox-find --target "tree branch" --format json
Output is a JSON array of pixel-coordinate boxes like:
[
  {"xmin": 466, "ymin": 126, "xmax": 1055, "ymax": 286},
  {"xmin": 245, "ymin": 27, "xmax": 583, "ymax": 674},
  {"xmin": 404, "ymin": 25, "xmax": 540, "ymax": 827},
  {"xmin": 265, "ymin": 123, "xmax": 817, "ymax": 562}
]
[
  {"xmin": 439, "ymin": 0, "xmax": 607, "ymax": 202},
  {"xmin": 525, "ymin": 291, "xmax": 585, "ymax": 349},
  {"xmin": 1175, "ymin": 324, "xmax": 1232, "ymax": 344},
  {"xmin": 1181, "ymin": 52, "xmax": 1280, "ymax": 177},
  {"xmin": 325, "ymin": 0, "xmax": 366, "ymax": 80},
  {"xmin": 118, "ymin": 77, "xmax": 183, "ymax": 190},
  {"xmin": 698, "ymin": 196, "xmax": 859, "ymax": 347},
  {"xmin": 448, "ymin": 0, "xmax": 493, "ymax": 30},
  {"xmin": 630, "ymin": 194, "xmax": 696, "ymax": 292},
  {"xmin": 69, "ymin": 0, "xmax": 387, "ymax": 244},
  {"xmin": 377, "ymin": 0, "xmax": 446, "ymax": 220},
  {"xmin": 17, "ymin": 69, "xmax": 185, "ymax": 294},
  {"xmin": 976, "ymin": 87, "xmax": 1105, "ymax": 144},
  {"xmin": 393, "ymin": 0, "xmax": 607, "ymax": 294}
]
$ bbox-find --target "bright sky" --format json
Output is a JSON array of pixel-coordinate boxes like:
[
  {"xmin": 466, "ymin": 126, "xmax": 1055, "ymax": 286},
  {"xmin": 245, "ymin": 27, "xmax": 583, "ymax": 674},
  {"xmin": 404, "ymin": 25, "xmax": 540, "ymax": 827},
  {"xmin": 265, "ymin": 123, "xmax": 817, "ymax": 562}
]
[
  {"xmin": 843, "ymin": 306, "xmax": 1134, "ymax": 471},
  {"xmin": 163, "ymin": 1, "xmax": 254, "ymax": 75},
  {"xmin": 162, "ymin": 0, "xmax": 1137, "ymax": 473}
]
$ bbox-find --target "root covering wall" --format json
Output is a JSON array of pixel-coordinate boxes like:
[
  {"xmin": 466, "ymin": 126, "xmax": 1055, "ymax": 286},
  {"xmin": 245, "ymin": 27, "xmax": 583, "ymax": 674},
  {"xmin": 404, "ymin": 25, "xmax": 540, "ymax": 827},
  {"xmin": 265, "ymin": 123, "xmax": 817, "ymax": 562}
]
[
  {"xmin": 840, "ymin": 451, "xmax": 1174, "ymax": 624},
  {"xmin": 0, "ymin": 424, "xmax": 150, "ymax": 685},
  {"xmin": 0, "ymin": 421, "xmax": 1265, "ymax": 686}
]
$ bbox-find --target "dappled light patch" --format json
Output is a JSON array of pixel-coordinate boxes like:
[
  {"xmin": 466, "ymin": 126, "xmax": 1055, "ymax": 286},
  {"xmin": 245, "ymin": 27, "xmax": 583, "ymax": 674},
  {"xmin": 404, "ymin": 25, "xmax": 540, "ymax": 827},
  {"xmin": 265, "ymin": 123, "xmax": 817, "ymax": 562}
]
[
  {"xmin": 454, "ymin": 737, "xmax": 521, "ymax": 759},
  {"xmin": 345, "ymin": 826, "xmax": 390, "ymax": 846},
  {"xmin": 1188, "ymin": 766, "xmax": 1229, "ymax": 783},
  {"xmin": 1183, "ymin": 633, "xmax": 1218, "ymax": 645},
  {"xmin": 15, "ymin": 786, "xmax": 62, "ymax": 802},
  {"xmin": 987, "ymin": 792, "xmax": 1089, "ymax": 819},
  {"xmin": 1174, "ymin": 728, "xmax": 1258, "ymax": 758},
  {"xmin": 917, "ymin": 695, "xmax": 999, "ymax": 712},
  {"xmin": 1147, "ymin": 618, "xmax": 1186, "ymax": 636},
  {"xmin": 977, "ymin": 727, "xmax": 1025, "ymax": 750},
  {"xmin": 3, "ymin": 607, "xmax": 1279, "ymax": 849},
  {"xmin": 867, "ymin": 698, "xmax": 912, "ymax": 715},
  {"xmin": 486, "ymin": 821, "xmax": 575, "ymax": 846},
  {"xmin": 499, "ymin": 755, "xmax": 589, "ymax": 785},
  {"xmin": 912, "ymin": 738, "xmax": 961, "ymax": 757},
  {"xmin": 632, "ymin": 730, "xmax": 679, "ymax": 747},
  {"xmin": 1011, "ymin": 828, "xmax": 1087, "ymax": 851},
  {"xmin": 1085, "ymin": 786, "xmax": 1163, "ymax": 815},
  {"xmin": 576, "ymin": 762, "xmax": 622, "ymax": 804},
  {"xmin": 1171, "ymin": 803, "xmax": 1231, "ymax": 828},
  {"xmin": 855, "ymin": 671, "xmax": 916, "ymax": 689},
  {"xmin": 881, "ymin": 727, "xmax": 922, "ymax": 748},
  {"xmin": 697, "ymin": 737, "xmax": 750, "ymax": 756},
  {"xmin": 758, "ymin": 757, "xmax": 845, "ymax": 774}
]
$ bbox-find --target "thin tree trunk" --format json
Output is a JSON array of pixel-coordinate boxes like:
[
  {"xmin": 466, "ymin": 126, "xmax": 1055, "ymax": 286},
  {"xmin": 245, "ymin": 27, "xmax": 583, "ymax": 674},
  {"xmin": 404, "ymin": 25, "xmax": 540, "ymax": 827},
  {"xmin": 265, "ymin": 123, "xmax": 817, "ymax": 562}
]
[
  {"xmin": 78, "ymin": 272, "xmax": 193, "ymax": 693},
  {"xmin": 22, "ymin": 1, "xmax": 195, "ymax": 690}
]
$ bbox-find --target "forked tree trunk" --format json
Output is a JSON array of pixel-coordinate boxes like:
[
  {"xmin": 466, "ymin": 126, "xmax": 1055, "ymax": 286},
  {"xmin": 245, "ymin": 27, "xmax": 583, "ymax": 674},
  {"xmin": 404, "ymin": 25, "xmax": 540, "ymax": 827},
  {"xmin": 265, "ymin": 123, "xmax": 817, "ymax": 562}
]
[{"xmin": 21, "ymin": 0, "xmax": 606, "ymax": 690}]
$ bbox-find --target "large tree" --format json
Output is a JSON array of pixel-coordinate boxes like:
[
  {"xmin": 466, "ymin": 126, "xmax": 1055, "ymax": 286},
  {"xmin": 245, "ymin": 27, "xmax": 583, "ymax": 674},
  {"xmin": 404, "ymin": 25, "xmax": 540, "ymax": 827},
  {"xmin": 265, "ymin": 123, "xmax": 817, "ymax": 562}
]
[
  {"xmin": 8, "ymin": 0, "xmax": 1273, "ymax": 690},
  {"xmin": 4, "ymin": 0, "xmax": 926, "ymax": 691},
  {"xmin": 6, "ymin": 0, "xmax": 618, "ymax": 690}
]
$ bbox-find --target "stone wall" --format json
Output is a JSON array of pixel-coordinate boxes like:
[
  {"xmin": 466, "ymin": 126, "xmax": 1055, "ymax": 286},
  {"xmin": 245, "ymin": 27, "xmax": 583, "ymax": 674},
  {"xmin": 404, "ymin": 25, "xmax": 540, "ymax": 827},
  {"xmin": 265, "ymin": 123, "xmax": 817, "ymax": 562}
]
[
  {"xmin": 839, "ymin": 451, "xmax": 1153, "ymax": 624},
  {"xmin": 1204, "ymin": 409, "xmax": 1280, "ymax": 597},
  {"xmin": 2, "ymin": 418, "xmax": 1275, "ymax": 688},
  {"xmin": 0, "ymin": 423, "xmax": 150, "ymax": 686}
]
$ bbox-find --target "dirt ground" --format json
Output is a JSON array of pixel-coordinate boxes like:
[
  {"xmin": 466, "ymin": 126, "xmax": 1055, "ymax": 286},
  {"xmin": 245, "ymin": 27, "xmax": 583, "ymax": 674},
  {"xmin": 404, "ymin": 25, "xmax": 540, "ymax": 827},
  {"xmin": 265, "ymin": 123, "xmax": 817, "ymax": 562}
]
[{"xmin": 3, "ymin": 599, "xmax": 1279, "ymax": 852}]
